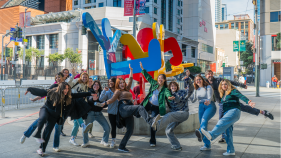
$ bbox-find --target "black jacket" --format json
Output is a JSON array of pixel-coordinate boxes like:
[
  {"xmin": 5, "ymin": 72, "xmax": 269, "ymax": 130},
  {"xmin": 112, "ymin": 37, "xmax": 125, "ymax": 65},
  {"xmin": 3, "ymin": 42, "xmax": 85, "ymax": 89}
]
[
  {"xmin": 205, "ymin": 77, "xmax": 246, "ymax": 103},
  {"xmin": 87, "ymin": 89, "xmax": 108, "ymax": 112}
]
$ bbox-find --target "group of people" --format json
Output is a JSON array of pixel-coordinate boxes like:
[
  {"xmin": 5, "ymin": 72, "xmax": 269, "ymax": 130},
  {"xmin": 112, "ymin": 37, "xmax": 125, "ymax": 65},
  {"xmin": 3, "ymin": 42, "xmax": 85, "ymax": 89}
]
[{"xmin": 19, "ymin": 63, "xmax": 274, "ymax": 156}]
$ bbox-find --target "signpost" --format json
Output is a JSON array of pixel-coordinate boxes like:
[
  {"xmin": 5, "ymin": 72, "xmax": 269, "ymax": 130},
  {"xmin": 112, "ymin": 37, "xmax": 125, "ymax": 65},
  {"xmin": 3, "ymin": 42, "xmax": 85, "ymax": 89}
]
[{"xmin": 233, "ymin": 41, "xmax": 239, "ymax": 51}]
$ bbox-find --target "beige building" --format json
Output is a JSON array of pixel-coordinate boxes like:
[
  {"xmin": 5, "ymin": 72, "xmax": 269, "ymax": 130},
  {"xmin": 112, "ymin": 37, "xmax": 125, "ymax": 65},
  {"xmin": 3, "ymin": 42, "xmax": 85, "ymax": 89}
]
[
  {"xmin": 215, "ymin": 47, "xmax": 227, "ymax": 74},
  {"xmin": 215, "ymin": 29, "xmax": 240, "ymax": 73}
]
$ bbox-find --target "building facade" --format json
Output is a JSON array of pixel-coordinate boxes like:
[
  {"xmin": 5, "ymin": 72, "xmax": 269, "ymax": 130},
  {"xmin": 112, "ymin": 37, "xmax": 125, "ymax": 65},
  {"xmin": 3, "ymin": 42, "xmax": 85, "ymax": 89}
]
[
  {"xmin": 259, "ymin": 0, "xmax": 281, "ymax": 86},
  {"xmin": 221, "ymin": 4, "xmax": 227, "ymax": 21},
  {"xmin": 215, "ymin": 0, "xmax": 222, "ymax": 22},
  {"xmin": 215, "ymin": 47, "xmax": 226, "ymax": 75},
  {"xmin": 215, "ymin": 14, "xmax": 254, "ymax": 42}
]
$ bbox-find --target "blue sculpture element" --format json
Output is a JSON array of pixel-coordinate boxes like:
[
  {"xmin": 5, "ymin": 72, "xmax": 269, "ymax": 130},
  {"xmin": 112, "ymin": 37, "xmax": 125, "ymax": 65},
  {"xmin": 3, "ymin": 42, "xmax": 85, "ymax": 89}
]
[{"xmin": 110, "ymin": 39, "xmax": 162, "ymax": 76}]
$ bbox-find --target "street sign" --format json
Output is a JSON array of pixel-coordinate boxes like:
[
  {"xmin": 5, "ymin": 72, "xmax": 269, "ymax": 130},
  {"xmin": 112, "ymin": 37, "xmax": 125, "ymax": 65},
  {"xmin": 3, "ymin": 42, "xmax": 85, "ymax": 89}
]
[
  {"xmin": 10, "ymin": 28, "xmax": 15, "ymax": 32},
  {"xmin": 253, "ymin": 67, "xmax": 255, "ymax": 72},
  {"xmin": 240, "ymin": 40, "xmax": 246, "ymax": 51},
  {"xmin": 15, "ymin": 42, "xmax": 19, "ymax": 46},
  {"xmin": 222, "ymin": 63, "xmax": 225, "ymax": 67},
  {"xmin": 23, "ymin": 39, "xmax": 28, "ymax": 43},
  {"xmin": 233, "ymin": 41, "xmax": 239, "ymax": 51},
  {"xmin": 16, "ymin": 38, "xmax": 22, "ymax": 42},
  {"xmin": 10, "ymin": 37, "xmax": 16, "ymax": 41}
]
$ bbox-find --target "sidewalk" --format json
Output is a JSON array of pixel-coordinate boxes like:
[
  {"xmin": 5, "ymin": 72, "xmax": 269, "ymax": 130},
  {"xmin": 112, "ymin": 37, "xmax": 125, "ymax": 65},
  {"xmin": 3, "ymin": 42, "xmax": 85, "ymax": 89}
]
[{"xmin": 0, "ymin": 86, "xmax": 280, "ymax": 158}]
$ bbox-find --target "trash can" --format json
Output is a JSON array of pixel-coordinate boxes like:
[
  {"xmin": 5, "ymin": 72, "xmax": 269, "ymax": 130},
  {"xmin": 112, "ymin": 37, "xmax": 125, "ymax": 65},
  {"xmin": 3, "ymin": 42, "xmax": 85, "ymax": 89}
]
[{"xmin": 266, "ymin": 81, "xmax": 270, "ymax": 88}]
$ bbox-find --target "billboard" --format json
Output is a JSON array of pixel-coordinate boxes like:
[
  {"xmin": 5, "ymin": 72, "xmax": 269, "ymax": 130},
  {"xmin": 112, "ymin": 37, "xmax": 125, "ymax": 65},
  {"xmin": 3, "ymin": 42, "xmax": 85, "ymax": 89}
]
[{"xmin": 124, "ymin": 0, "xmax": 146, "ymax": 16}]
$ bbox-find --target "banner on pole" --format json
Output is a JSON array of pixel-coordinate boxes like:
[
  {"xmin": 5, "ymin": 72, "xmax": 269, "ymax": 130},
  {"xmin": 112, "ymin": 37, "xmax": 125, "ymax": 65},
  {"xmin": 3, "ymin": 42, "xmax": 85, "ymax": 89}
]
[
  {"xmin": 233, "ymin": 41, "xmax": 239, "ymax": 52},
  {"xmin": 26, "ymin": 12, "xmax": 31, "ymax": 27},
  {"xmin": 124, "ymin": 0, "xmax": 146, "ymax": 16},
  {"xmin": 19, "ymin": 12, "xmax": 25, "ymax": 27},
  {"xmin": 136, "ymin": 0, "xmax": 146, "ymax": 15},
  {"xmin": 89, "ymin": 59, "xmax": 96, "ymax": 70},
  {"xmin": 239, "ymin": 40, "xmax": 246, "ymax": 51}
]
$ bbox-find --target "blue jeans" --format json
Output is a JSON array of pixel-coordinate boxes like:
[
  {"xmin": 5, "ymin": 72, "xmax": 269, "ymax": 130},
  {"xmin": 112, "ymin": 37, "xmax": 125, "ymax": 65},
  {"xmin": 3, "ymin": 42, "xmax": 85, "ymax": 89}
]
[
  {"xmin": 209, "ymin": 108, "xmax": 241, "ymax": 153},
  {"xmin": 272, "ymin": 82, "xmax": 277, "ymax": 88},
  {"xmin": 23, "ymin": 118, "xmax": 61, "ymax": 148},
  {"xmin": 83, "ymin": 111, "xmax": 110, "ymax": 144},
  {"xmin": 198, "ymin": 101, "xmax": 216, "ymax": 148},
  {"xmin": 218, "ymin": 103, "xmax": 226, "ymax": 139},
  {"xmin": 71, "ymin": 117, "xmax": 84, "ymax": 137}
]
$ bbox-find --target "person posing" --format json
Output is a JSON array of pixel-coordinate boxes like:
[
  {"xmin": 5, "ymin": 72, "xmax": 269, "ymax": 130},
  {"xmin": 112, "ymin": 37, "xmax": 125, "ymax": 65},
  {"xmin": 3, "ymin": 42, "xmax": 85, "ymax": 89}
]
[
  {"xmin": 205, "ymin": 70, "xmax": 274, "ymax": 143},
  {"xmin": 68, "ymin": 69, "xmax": 91, "ymax": 146},
  {"xmin": 271, "ymin": 75, "xmax": 278, "ymax": 89},
  {"xmin": 25, "ymin": 82, "xmax": 94, "ymax": 156},
  {"xmin": 201, "ymin": 79, "xmax": 255, "ymax": 156},
  {"xmin": 190, "ymin": 75, "xmax": 216, "ymax": 151},
  {"xmin": 82, "ymin": 80, "xmax": 111, "ymax": 148},
  {"xmin": 140, "ymin": 62, "xmax": 175, "ymax": 147},
  {"xmin": 100, "ymin": 64, "xmax": 166, "ymax": 152},
  {"xmin": 133, "ymin": 81, "xmax": 140, "ymax": 98},
  {"xmin": 99, "ymin": 77, "xmax": 119, "ymax": 148},
  {"xmin": 87, "ymin": 77, "xmax": 95, "ymax": 138},
  {"xmin": 20, "ymin": 72, "xmax": 66, "ymax": 152},
  {"xmin": 152, "ymin": 81, "xmax": 194, "ymax": 150},
  {"xmin": 182, "ymin": 69, "xmax": 195, "ymax": 89}
]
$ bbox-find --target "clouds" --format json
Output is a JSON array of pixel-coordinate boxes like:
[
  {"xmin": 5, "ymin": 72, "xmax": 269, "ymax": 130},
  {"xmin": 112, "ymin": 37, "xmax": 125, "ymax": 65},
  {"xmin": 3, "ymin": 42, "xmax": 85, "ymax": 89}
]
[{"xmin": 222, "ymin": 0, "xmax": 254, "ymax": 21}]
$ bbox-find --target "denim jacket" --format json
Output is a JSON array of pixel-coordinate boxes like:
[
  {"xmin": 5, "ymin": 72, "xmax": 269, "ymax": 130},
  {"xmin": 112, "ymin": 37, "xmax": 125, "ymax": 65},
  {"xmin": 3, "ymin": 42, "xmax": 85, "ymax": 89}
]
[{"xmin": 99, "ymin": 89, "xmax": 119, "ymax": 115}]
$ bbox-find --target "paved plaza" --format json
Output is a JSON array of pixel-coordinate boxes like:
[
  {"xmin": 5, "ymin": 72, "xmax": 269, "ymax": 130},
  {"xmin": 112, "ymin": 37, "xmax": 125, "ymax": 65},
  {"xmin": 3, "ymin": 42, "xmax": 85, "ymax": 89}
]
[{"xmin": 0, "ymin": 86, "xmax": 280, "ymax": 158}]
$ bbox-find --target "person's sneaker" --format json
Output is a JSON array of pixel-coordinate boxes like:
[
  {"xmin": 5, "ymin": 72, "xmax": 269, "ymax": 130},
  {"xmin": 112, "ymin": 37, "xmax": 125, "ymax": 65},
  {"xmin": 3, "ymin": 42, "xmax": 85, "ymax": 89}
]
[
  {"xmin": 110, "ymin": 139, "xmax": 116, "ymax": 148},
  {"xmin": 37, "ymin": 149, "xmax": 45, "ymax": 157},
  {"xmin": 100, "ymin": 140, "xmax": 110, "ymax": 147},
  {"xmin": 81, "ymin": 142, "xmax": 90, "ymax": 148},
  {"xmin": 83, "ymin": 123, "xmax": 93, "ymax": 134},
  {"xmin": 53, "ymin": 147, "xmax": 61, "ymax": 152},
  {"xmin": 61, "ymin": 131, "xmax": 66, "ymax": 136},
  {"xmin": 88, "ymin": 133, "xmax": 94, "ymax": 138},
  {"xmin": 35, "ymin": 138, "xmax": 45, "ymax": 144},
  {"xmin": 195, "ymin": 129, "xmax": 202, "ymax": 142},
  {"xmin": 201, "ymin": 129, "xmax": 212, "ymax": 141},
  {"xmin": 118, "ymin": 147, "xmax": 129, "ymax": 152},
  {"xmin": 219, "ymin": 138, "xmax": 226, "ymax": 143},
  {"xmin": 151, "ymin": 114, "xmax": 161, "ymax": 131},
  {"xmin": 20, "ymin": 135, "xmax": 26, "ymax": 144},
  {"xmin": 171, "ymin": 146, "xmax": 182, "ymax": 151},
  {"xmin": 223, "ymin": 152, "xmax": 235, "ymax": 156},
  {"xmin": 264, "ymin": 110, "xmax": 274, "ymax": 120},
  {"xmin": 150, "ymin": 144, "xmax": 156, "ymax": 147},
  {"xmin": 69, "ymin": 139, "xmax": 79, "ymax": 146},
  {"xmin": 200, "ymin": 146, "xmax": 211, "ymax": 151}
]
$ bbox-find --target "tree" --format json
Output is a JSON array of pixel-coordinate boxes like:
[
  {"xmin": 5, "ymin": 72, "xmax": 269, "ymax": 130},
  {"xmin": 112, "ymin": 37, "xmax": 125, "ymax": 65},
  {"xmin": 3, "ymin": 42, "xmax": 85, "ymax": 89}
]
[
  {"xmin": 240, "ymin": 42, "xmax": 254, "ymax": 74},
  {"xmin": 18, "ymin": 47, "xmax": 44, "ymax": 63},
  {"xmin": 276, "ymin": 32, "xmax": 281, "ymax": 50},
  {"xmin": 187, "ymin": 66, "xmax": 201, "ymax": 74},
  {"xmin": 46, "ymin": 52, "xmax": 65, "ymax": 66},
  {"xmin": 64, "ymin": 48, "xmax": 82, "ymax": 68}
]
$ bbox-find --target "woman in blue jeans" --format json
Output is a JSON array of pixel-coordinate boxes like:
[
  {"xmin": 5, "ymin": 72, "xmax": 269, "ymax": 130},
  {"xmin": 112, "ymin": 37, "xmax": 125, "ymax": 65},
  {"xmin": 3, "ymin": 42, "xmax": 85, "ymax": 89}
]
[
  {"xmin": 190, "ymin": 75, "xmax": 216, "ymax": 151},
  {"xmin": 201, "ymin": 79, "xmax": 255, "ymax": 156}
]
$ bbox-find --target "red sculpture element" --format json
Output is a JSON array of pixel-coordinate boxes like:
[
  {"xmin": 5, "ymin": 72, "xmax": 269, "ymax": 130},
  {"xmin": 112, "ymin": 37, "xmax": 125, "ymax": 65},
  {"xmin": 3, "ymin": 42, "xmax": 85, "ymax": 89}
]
[
  {"xmin": 164, "ymin": 37, "xmax": 183, "ymax": 66},
  {"xmin": 137, "ymin": 28, "xmax": 154, "ymax": 52}
]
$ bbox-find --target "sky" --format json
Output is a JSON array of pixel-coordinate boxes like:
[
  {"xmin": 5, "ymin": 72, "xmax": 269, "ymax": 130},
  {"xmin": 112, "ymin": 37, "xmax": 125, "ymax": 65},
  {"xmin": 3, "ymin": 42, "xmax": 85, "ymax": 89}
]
[{"xmin": 222, "ymin": 0, "xmax": 255, "ymax": 21}]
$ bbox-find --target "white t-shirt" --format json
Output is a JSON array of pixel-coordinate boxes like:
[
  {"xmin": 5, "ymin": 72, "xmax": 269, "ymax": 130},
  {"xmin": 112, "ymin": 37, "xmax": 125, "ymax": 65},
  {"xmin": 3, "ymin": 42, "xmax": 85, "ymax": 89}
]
[{"xmin": 149, "ymin": 89, "xmax": 159, "ymax": 106}]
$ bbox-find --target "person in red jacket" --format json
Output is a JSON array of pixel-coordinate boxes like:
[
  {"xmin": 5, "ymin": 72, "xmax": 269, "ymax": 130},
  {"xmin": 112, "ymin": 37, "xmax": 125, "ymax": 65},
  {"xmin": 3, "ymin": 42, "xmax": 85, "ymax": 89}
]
[
  {"xmin": 271, "ymin": 75, "xmax": 278, "ymax": 88},
  {"xmin": 133, "ymin": 81, "xmax": 140, "ymax": 98}
]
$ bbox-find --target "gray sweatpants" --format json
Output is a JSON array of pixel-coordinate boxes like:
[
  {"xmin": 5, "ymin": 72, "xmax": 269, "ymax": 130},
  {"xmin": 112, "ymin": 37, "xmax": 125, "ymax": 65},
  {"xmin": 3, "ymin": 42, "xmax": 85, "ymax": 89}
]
[{"xmin": 157, "ymin": 110, "xmax": 189, "ymax": 148}]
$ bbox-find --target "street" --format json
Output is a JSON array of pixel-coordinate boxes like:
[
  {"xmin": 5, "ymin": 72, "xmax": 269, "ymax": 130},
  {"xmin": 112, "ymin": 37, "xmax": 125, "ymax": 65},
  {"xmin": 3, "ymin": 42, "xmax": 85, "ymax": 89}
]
[{"xmin": 0, "ymin": 86, "xmax": 280, "ymax": 158}]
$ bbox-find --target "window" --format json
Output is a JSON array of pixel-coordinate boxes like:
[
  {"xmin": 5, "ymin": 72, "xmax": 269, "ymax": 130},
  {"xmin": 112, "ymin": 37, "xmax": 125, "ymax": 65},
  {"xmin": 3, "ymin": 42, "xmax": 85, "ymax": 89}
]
[
  {"xmin": 85, "ymin": 0, "xmax": 91, "ymax": 4},
  {"xmin": 177, "ymin": 18, "xmax": 180, "ymax": 24},
  {"xmin": 235, "ymin": 23, "xmax": 238, "ymax": 29},
  {"xmin": 37, "ymin": 56, "xmax": 44, "ymax": 68},
  {"xmin": 270, "ymin": 11, "xmax": 281, "ymax": 22},
  {"xmin": 113, "ymin": 0, "xmax": 121, "ymax": 7},
  {"xmin": 231, "ymin": 23, "xmax": 234, "ymax": 29},
  {"xmin": 178, "ymin": 0, "xmax": 180, "ymax": 6},
  {"xmin": 154, "ymin": 18, "xmax": 157, "ymax": 22},
  {"xmin": 92, "ymin": 6, "xmax": 96, "ymax": 8},
  {"xmin": 161, "ymin": 0, "xmax": 166, "ymax": 28},
  {"xmin": 49, "ymin": 34, "xmax": 58, "ymax": 49},
  {"xmin": 168, "ymin": 0, "xmax": 173, "ymax": 31},
  {"xmin": 177, "ymin": 28, "xmax": 180, "ymax": 34},
  {"xmin": 224, "ymin": 24, "xmax": 228, "ymax": 29},
  {"xmin": 84, "ymin": 7, "xmax": 91, "ymax": 9},
  {"xmin": 215, "ymin": 25, "xmax": 218, "ymax": 29},
  {"xmin": 245, "ymin": 22, "xmax": 248, "ymax": 28},
  {"xmin": 241, "ymin": 30, "xmax": 244, "ymax": 34},
  {"xmin": 181, "ymin": 1, "xmax": 182, "ymax": 6},
  {"xmin": 154, "ymin": 0, "xmax": 157, "ymax": 3},
  {"xmin": 36, "ymin": 35, "xmax": 44, "ymax": 49},
  {"xmin": 26, "ymin": 36, "xmax": 32, "ymax": 49},
  {"xmin": 241, "ymin": 22, "xmax": 244, "ymax": 29},
  {"xmin": 74, "ymin": 1, "xmax": 78, "ymax": 5},
  {"xmin": 202, "ymin": 44, "xmax": 213, "ymax": 54},
  {"xmin": 181, "ymin": 17, "xmax": 182, "ymax": 22},
  {"xmin": 220, "ymin": 24, "xmax": 223, "ymax": 30},
  {"xmin": 182, "ymin": 44, "xmax": 186, "ymax": 56},
  {"xmin": 154, "ymin": 7, "xmax": 157, "ymax": 14},
  {"xmin": 145, "ymin": 6, "xmax": 149, "ymax": 13},
  {"xmin": 272, "ymin": 36, "xmax": 281, "ymax": 51},
  {"xmin": 191, "ymin": 47, "xmax": 196, "ymax": 58},
  {"xmin": 146, "ymin": 0, "xmax": 149, "ymax": 2},
  {"xmin": 98, "ymin": 2, "xmax": 103, "ymax": 7},
  {"xmin": 181, "ymin": 25, "xmax": 182, "ymax": 30},
  {"xmin": 181, "ymin": 9, "xmax": 182, "ymax": 14},
  {"xmin": 177, "ymin": 9, "xmax": 180, "ymax": 16}
]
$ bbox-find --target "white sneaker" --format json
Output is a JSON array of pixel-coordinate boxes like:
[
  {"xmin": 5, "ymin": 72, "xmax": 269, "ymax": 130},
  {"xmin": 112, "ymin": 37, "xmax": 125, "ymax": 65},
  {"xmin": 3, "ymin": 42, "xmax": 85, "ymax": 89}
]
[
  {"xmin": 81, "ymin": 142, "xmax": 90, "ymax": 148},
  {"xmin": 83, "ymin": 123, "xmax": 93, "ymax": 134},
  {"xmin": 200, "ymin": 146, "xmax": 211, "ymax": 151},
  {"xmin": 150, "ymin": 144, "xmax": 156, "ymax": 147},
  {"xmin": 100, "ymin": 140, "xmax": 110, "ymax": 147},
  {"xmin": 69, "ymin": 139, "xmax": 79, "ymax": 146},
  {"xmin": 110, "ymin": 139, "xmax": 116, "ymax": 148},
  {"xmin": 223, "ymin": 152, "xmax": 235, "ymax": 156},
  {"xmin": 201, "ymin": 129, "xmax": 212, "ymax": 141},
  {"xmin": 53, "ymin": 147, "xmax": 61, "ymax": 152},
  {"xmin": 88, "ymin": 133, "xmax": 94, "ymax": 138},
  {"xmin": 35, "ymin": 138, "xmax": 45, "ymax": 144},
  {"xmin": 37, "ymin": 149, "xmax": 44, "ymax": 156},
  {"xmin": 20, "ymin": 135, "xmax": 26, "ymax": 144},
  {"xmin": 151, "ymin": 114, "xmax": 161, "ymax": 131}
]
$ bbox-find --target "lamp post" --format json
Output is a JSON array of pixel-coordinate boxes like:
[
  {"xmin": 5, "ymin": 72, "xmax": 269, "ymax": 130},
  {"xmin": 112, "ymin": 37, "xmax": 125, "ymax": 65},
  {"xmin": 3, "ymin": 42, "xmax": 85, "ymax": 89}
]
[{"xmin": 132, "ymin": 0, "xmax": 137, "ymax": 37}]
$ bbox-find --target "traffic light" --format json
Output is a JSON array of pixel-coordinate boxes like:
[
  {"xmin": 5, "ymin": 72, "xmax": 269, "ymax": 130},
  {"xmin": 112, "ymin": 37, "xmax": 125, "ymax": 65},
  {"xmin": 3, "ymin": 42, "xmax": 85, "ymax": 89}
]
[
  {"xmin": 15, "ymin": 53, "xmax": 19, "ymax": 61},
  {"xmin": 5, "ymin": 47, "xmax": 10, "ymax": 57},
  {"xmin": 17, "ymin": 27, "xmax": 22, "ymax": 38},
  {"xmin": 12, "ymin": 30, "xmax": 17, "ymax": 39},
  {"xmin": 81, "ymin": 26, "xmax": 87, "ymax": 35}
]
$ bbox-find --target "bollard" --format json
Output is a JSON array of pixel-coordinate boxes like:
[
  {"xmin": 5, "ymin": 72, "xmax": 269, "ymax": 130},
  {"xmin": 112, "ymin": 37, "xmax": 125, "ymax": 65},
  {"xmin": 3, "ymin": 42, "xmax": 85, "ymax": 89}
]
[{"xmin": 1, "ymin": 96, "xmax": 5, "ymax": 118}]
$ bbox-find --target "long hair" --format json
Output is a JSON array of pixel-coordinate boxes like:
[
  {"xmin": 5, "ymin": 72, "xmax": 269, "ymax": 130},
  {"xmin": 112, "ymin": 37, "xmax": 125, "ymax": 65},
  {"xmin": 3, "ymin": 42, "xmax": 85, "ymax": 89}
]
[
  {"xmin": 48, "ymin": 82, "xmax": 72, "ymax": 107},
  {"xmin": 61, "ymin": 69, "xmax": 69, "ymax": 78},
  {"xmin": 168, "ymin": 81, "xmax": 179, "ymax": 92},
  {"xmin": 78, "ymin": 72, "xmax": 89, "ymax": 86},
  {"xmin": 115, "ymin": 78, "xmax": 128, "ymax": 91},
  {"xmin": 194, "ymin": 75, "xmax": 209, "ymax": 90},
  {"xmin": 158, "ymin": 74, "xmax": 168, "ymax": 87},
  {"xmin": 218, "ymin": 79, "xmax": 236, "ymax": 98},
  {"xmin": 109, "ymin": 77, "xmax": 117, "ymax": 86},
  {"xmin": 92, "ymin": 80, "xmax": 102, "ymax": 94},
  {"xmin": 55, "ymin": 72, "xmax": 64, "ymax": 83}
]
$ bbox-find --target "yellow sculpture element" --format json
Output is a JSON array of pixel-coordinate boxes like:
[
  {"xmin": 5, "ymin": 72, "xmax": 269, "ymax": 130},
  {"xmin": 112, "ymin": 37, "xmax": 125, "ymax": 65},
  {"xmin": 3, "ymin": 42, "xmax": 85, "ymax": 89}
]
[
  {"xmin": 120, "ymin": 34, "xmax": 148, "ymax": 59},
  {"xmin": 158, "ymin": 63, "xmax": 194, "ymax": 77}
]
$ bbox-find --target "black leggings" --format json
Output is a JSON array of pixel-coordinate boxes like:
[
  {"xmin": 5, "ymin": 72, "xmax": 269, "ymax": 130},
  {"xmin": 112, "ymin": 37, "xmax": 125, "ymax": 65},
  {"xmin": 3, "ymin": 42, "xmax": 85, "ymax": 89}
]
[{"xmin": 108, "ymin": 114, "xmax": 117, "ymax": 139}]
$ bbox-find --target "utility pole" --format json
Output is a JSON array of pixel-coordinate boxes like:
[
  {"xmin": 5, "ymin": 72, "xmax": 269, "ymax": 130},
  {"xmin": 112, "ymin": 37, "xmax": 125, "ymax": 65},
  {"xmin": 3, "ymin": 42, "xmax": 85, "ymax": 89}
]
[
  {"xmin": 254, "ymin": 2, "xmax": 260, "ymax": 97},
  {"xmin": 132, "ymin": 0, "xmax": 137, "ymax": 37},
  {"xmin": 22, "ymin": 8, "xmax": 28, "ymax": 79}
]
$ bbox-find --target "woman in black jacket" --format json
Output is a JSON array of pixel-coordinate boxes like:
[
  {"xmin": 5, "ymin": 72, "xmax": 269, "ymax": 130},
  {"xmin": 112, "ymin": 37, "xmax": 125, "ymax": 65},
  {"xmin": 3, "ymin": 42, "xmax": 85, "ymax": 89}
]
[{"xmin": 25, "ymin": 82, "xmax": 95, "ymax": 156}]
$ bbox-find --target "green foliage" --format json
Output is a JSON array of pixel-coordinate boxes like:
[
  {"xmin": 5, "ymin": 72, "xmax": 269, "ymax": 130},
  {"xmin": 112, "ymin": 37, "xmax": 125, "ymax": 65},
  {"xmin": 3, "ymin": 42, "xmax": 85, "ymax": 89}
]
[
  {"xmin": 64, "ymin": 48, "xmax": 82, "ymax": 67},
  {"xmin": 240, "ymin": 42, "xmax": 254, "ymax": 69},
  {"xmin": 46, "ymin": 52, "xmax": 65, "ymax": 65},
  {"xmin": 276, "ymin": 32, "xmax": 281, "ymax": 50},
  {"xmin": 187, "ymin": 66, "xmax": 201, "ymax": 73},
  {"xmin": 18, "ymin": 47, "xmax": 44, "ymax": 62}
]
